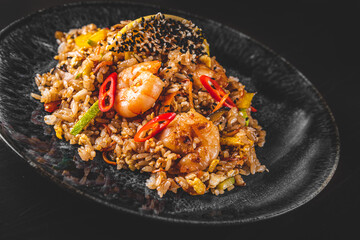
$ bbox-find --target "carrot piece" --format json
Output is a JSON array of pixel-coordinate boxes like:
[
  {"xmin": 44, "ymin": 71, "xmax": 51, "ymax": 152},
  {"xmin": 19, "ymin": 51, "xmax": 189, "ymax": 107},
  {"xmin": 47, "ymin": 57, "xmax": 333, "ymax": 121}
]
[
  {"xmin": 162, "ymin": 91, "xmax": 178, "ymax": 113},
  {"xmin": 212, "ymin": 93, "xmax": 230, "ymax": 113},
  {"xmin": 93, "ymin": 61, "xmax": 113, "ymax": 74},
  {"xmin": 188, "ymin": 80, "xmax": 194, "ymax": 109},
  {"xmin": 182, "ymin": 79, "xmax": 194, "ymax": 109},
  {"xmin": 102, "ymin": 152, "xmax": 117, "ymax": 165}
]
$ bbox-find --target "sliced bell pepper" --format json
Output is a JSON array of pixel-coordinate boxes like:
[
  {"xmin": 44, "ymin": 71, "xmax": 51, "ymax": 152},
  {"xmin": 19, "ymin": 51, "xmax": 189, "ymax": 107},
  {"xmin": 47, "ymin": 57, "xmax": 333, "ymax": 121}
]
[
  {"xmin": 75, "ymin": 29, "xmax": 108, "ymax": 48},
  {"xmin": 74, "ymin": 32, "xmax": 93, "ymax": 48},
  {"xmin": 236, "ymin": 91, "xmax": 255, "ymax": 109}
]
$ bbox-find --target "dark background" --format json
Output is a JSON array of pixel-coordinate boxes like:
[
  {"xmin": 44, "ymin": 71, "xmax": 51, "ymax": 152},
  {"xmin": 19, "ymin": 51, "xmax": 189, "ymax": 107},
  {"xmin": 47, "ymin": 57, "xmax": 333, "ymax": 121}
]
[{"xmin": 0, "ymin": 0, "xmax": 359, "ymax": 239}]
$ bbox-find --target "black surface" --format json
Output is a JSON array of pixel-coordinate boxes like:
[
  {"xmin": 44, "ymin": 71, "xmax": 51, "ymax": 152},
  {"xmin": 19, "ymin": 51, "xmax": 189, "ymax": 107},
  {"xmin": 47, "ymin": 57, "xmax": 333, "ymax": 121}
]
[
  {"xmin": 0, "ymin": 0, "xmax": 358, "ymax": 239},
  {"xmin": 0, "ymin": 1, "xmax": 339, "ymax": 224}
]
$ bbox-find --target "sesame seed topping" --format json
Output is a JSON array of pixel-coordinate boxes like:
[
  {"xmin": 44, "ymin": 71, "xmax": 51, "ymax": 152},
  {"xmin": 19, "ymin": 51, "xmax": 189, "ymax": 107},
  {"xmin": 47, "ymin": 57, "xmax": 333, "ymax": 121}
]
[{"xmin": 108, "ymin": 13, "xmax": 207, "ymax": 58}]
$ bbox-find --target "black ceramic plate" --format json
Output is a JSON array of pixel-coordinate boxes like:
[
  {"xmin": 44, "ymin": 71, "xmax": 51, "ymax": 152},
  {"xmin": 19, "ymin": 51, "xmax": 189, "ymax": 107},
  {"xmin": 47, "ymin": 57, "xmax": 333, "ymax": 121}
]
[{"xmin": 0, "ymin": 2, "xmax": 339, "ymax": 224}]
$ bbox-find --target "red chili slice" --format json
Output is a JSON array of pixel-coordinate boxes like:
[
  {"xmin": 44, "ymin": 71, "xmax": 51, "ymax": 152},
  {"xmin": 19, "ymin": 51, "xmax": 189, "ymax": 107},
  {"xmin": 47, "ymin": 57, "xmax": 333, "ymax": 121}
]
[
  {"xmin": 199, "ymin": 75, "xmax": 236, "ymax": 108},
  {"xmin": 98, "ymin": 72, "xmax": 117, "ymax": 112},
  {"xmin": 134, "ymin": 112, "xmax": 176, "ymax": 142}
]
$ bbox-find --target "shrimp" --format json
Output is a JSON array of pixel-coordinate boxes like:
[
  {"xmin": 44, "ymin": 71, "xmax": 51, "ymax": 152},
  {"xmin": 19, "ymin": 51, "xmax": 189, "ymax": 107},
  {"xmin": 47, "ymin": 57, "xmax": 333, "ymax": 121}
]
[
  {"xmin": 191, "ymin": 60, "xmax": 228, "ymax": 89},
  {"xmin": 114, "ymin": 61, "xmax": 165, "ymax": 117},
  {"xmin": 158, "ymin": 108, "xmax": 220, "ymax": 173}
]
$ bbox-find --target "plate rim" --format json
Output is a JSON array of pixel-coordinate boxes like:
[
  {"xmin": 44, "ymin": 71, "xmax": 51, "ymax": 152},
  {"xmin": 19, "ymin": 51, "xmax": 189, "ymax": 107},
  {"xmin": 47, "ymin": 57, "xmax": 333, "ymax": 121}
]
[{"xmin": 0, "ymin": 0, "xmax": 340, "ymax": 225}]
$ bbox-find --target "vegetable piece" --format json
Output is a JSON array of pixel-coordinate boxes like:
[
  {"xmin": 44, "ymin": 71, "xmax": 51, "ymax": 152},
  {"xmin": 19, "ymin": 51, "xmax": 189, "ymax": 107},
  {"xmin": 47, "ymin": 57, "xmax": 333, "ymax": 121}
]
[
  {"xmin": 162, "ymin": 91, "xmax": 178, "ymax": 113},
  {"xmin": 54, "ymin": 125, "xmax": 63, "ymax": 139},
  {"xmin": 236, "ymin": 91, "xmax": 255, "ymax": 109},
  {"xmin": 217, "ymin": 177, "xmax": 235, "ymax": 190},
  {"xmin": 124, "ymin": 51, "xmax": 134, "ymax": 60},
  {"xmin": 212, "ymin": 93, "xmax": 230, "ymax": 113},
  {"xmin": 102, "ymin": 152, "xmax": 117, "ymax": 165},
  {"xmin": 75, "ymin": 60, "xmax": 94, "ymax": 79},
  {"xmin": 207, "ymin": 76, "xmax": 236, "ymax": 107},
  {"xmin": 220, "ymin": 135, "xmax": 254, "ymax": 147},
  {"xmin": 223, "ymin": 129, "xmax": 240, "ymax": 137},
  {"xmin": 44, "ymin": 100, "xmax": 61, "ymax": 113},
  {"xmin": 188, "ymin": 79, "xmax": 194, "ymax": 109},
  {"xmin": 239, "ymin": 108, "xmax": 249, "ymax": 126},
  {"xmin": 208, "ymin": 159, "xmax": 220, "ymax": 172},
  {"xmin": 134, "ymin": 112, "xmax": 176, "ymax": 142},
  {"xmin": 87, "ymin": 39, "xmax": 97, "ymax": 47},
  {"xmin": 93, "ymin": 61, "xmax": 113, "ymax": 74},
  {"xmin": 182, "ymin": 79, "xmax": 194, "ymax": 109},
  {"xmin": 98, "ymin": 72, "xmax": 117, "ymax": 112},
  {"xmin": 75, "ymin": 29, "xmax": 108, "ymax": 48},
  {"xmin": 89, "ymin": 29, "xmax": 108, "ymax": 43},
  {"xmin": 188, "ymin": 177, "xmax": 206, "ymax": 195},
  {"xmin": 199, "ymin": 75, "xmax": 235, "ymax": 108},
  {"xmin": 200, "ymin": 75, "xmax": 222, "ymax": 102},
  {"xmin": 220, "ymin": 137, "xmax": 243, "ymax": 146},
  {"xmin": 208, "ymin": 108, "xmax": 228, "ymax": 122},
  {"xmin": 75, "ymin": 72, "xmax": 82, "ymax": 79},
  {"xmin": 74, "ymin": 32, "xmax": 93, "ymax": 48},
  {"xmin": 82, "ymin": 61, "xmax": 94, "ymax": 77},
  {"xmin": 251, "ymin": 106, "xmax": 257, "ymax": 112},
  {"xmin": 199, "ymin": 55, "xmax": 212, "ymax": 68},
  {"xmin": 70, "ymin": 100, "xmax": 100, "ymax": 135}
]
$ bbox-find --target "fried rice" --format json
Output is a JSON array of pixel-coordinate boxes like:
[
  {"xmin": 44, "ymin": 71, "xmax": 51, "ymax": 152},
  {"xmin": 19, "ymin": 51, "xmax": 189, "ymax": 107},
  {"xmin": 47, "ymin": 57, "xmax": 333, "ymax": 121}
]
[{"xmin": 33, "ymin": 13, "xmax": 266, "ymax": 197}]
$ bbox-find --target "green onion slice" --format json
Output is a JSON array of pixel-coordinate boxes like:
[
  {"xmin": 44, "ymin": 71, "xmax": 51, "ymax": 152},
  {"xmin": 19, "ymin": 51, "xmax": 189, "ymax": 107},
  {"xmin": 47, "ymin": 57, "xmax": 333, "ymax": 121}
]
[
  {"xmin": 70, "ymin": 100, "xmax": 100, "ymax": 136},
  {"xmin": 217, "ymin": 177, "xmax": 235, "ymax": 190},
  {"xmin": 239, "ymin": 109, "xmax": 249, "ymax": 126}
]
